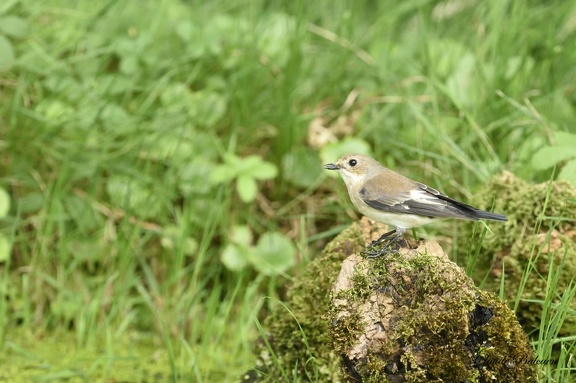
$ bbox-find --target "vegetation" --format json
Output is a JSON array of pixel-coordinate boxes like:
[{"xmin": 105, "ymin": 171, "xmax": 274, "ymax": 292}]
[{"xmin": 0, "ymin": 0, "xmax": 575, "ymax": 381}]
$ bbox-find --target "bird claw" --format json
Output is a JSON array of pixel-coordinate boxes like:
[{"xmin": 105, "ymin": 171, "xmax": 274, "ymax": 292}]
[
  {"xmin": 363, "ymin": 228, "xmax": 405, "ymax": 258},
  {"xmin": 362, "ymin": 242, "xmax": 400, "ymax": 258},
  {"xmin": 364, "ymin": 250, "xmax": 390, "ymax": 258},
  {"xmin": 369, "ymin": 229, "xmax": 397, "ymax": 247},
  {"xmin": 362, "ymin": 249, "xmax": 381, "ymax": 258}
]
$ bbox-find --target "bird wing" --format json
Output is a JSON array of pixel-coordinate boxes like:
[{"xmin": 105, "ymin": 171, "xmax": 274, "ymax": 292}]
[{"xmin": 359, "ymin": 178, "xmax": 481, "ymax": 220}]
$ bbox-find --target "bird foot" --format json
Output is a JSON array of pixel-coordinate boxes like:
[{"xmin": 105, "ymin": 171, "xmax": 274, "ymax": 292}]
[
  {"xmin": 368, "ymin": 229, "xmax": 397, "ymax": 247},
  {"xmin": 362, "ymin": 238, "xmax": 402, "ymax": 258}
]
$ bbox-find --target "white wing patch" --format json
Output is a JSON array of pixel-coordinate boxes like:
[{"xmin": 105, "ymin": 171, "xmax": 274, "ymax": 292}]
[{"xmin": 408, "ymin": 189, "xmax": 444, "ymax": 205}]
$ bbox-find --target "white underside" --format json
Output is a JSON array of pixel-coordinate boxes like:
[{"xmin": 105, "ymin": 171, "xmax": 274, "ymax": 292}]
[{"xmin": 357, "ymin": 203, "xmax": 437, "ymax": 229}]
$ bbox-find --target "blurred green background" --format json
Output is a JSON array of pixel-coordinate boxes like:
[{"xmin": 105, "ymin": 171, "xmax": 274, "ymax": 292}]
[{"xmin": 0, "ymin": 0, "xmax": 575, "ymax": 381}]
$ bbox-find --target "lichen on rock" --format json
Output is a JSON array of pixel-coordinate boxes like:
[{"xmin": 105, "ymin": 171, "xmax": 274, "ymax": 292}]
[
  {"xmin": 328, "ymin": 230, "xmax": 537, "ymax": 383},
  {"xmin": 247, "ymin": 217, "xmax": 538, "ymax": 383}
]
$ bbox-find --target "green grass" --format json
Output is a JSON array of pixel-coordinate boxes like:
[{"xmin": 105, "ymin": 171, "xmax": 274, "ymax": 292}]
[{"xmin": 1, "ymin": 0, "xmax": 575, "ymax": 381}]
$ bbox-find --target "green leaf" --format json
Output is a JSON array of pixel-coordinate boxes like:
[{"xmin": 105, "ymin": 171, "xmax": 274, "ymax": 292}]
[
  {"xmin": 223, "ymin": 152, "xmax": 239, "ymax": 165},
  {"xmin": 106, "ymin": 176, "xmax": 164, "ymax": 219},
  {"xmin": 257, "ymin": 13, "xmax": 295, "ymax": 67},
  {"xmin": 210, "ymin": 164, "xmax": 237, "ymax": 184},
  {"xmin": 0, "ymin": 187, "xmax": 9, "ymax": 218},
  {"xmin": 63, "ymin": 195, "xmax": 99, "ymax": 233},
  {"xmin": 531, "ymin": 146, "xmax": 576, "ymax": 170},
  {"xmin": 283, "ymin": 147, "xmax": 322, "ymax": 188},
  {"xmin": 559, "ymin": 159, "xmax": 576, "ymax": 185},
  {"xmin": 249, "ymin": 162, "xmax": 278, "ymax": 180},
  {"xmin": 0, "ymin": 235, "xmax": 11, "ymax": 262},
  {"xmin": 505, "ymin": 56, "xmax": 523, "ymax": 80},
  {"xmin": 189, "ymin": 90, "xmax": 227, "ymax": 127},
  {"xmin": 253, "ymin": 232, "xmax": 296, "ymax": 275},
  {"xmin": 0, "ymin": 16, "xmax": 29, "ymax": 38},
  {"xmin": 119, "ymin": 56, "xmax": 139, "ymax": 75},
  {"xmin": 427, "ymin": 39, "xmax": 469, "ymax": 79},
  {"xmin": 148, "ymin": 133, "xmax": 194, "ymax": 161},
  {"xmin": 229, "ymin": 225, "xmax": 253, "ymax": 246},
  {"xmin": 236, "ymin": 175, "xmax": 257, "ymax": 202},
  {"xmin": 235, "ymin": 155, "xmax": 262, "ymax": 174},
  {"xmin": 0, "ymin": 35, "xmax": 15, "ymax": 70},
  {"xmin": 554, "ymin": 132, "xmax": 576, "ymax": 148},
  {"xmin": 221, "ymin": 244, "xmax": 249, "ymax": 271},
  {"xmin": 17, "ymin": 192, "xmax": 44, "ymax": 214},
  {"xmin": 184, "ymin": 237, "xmax": 199, "ymax": 256},
  {"xmin": 0, "ymin": 0, "xmax": 19, "ymax": 15},
  {"xmin": 179, "ymin": 158, "xmax": 216, "ymax": 195},
  {"xmin": 220, "ymin": 154, "xmax": 277, "ymax": 180},
  {"xmin": 445, "ymin": 53, "xmax": 476, "ymax": 108}
]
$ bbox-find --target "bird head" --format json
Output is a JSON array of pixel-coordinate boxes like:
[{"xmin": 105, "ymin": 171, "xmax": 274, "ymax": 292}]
[{"xmin": 324, "ymin": 154, "xmax": 381, "ymax": 184}]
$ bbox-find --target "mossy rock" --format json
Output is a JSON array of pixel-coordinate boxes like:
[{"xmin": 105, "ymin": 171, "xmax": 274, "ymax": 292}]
[
  {"xmin": 246, "ymin": 218, "xmax": 537, "ymax": 382},
  {"xmin": 245, "ymin": 219, "xmax": 371, "ymax": 382},
  {"xmin": 329, "ymin": 239, "xmax": 537, "ymax": 383},
  {"xmin": 460, "ymin": 171, "xmax": 576, "ymax": 336}
]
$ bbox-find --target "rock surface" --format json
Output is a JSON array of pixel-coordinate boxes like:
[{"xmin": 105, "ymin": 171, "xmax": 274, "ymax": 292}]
[
  {"xmin": 246, "ymin": 218, "xmax": 538, "ymax": 383},
  {"xmin": 329, "ymin": 222, "xmax": 537, "ymax": 382}
]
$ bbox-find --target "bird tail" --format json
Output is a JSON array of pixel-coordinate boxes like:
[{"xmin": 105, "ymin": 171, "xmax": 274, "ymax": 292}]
[{"xmin": 473, "ymin": 209, "xmax": 507, "ymax": 222}]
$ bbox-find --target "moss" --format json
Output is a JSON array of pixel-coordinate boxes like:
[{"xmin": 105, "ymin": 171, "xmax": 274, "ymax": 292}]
[
  {"xmin": 474, "ymin": 290, "xmax": 540, "ymax": 382},
  {"xmin": 460, "ymin": 171, "xmax": 576, "ymax": 335},
  {"xmin": 328, "ymin": 235, "xmax": 537, "ymax": 383},
  {"xmin": 1, "ymin": 328, "xmax": 181, "ymax": 382},
  {"xmin": 248, "ymin": 217, "xmax": 538, "ymax": 382},
  {"xmin": 249, "ymin": 221, "xmax": 366, "ymax": 382}
]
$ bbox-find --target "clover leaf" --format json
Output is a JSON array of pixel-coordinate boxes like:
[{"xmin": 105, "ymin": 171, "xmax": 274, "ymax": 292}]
[{"xmin": 210, "ymin": 154, "xmax": 278, "ymax": 202}]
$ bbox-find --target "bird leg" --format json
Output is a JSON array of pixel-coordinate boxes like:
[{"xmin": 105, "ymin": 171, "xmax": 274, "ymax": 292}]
[
  {"xmin": 369, "ymin": 229, "xmax": 397, "ymax": 246},
  {"xmin": 364, "ymin": 227, "xmax": 406, "ymax": 258}
]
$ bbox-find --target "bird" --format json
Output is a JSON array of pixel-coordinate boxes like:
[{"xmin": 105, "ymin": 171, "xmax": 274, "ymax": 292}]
[{"xmin": 323, "ymin": 154, "xmax": 507, "ymax": 257}]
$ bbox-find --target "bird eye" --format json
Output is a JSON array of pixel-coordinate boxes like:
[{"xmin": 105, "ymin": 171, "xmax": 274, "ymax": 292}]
[{"xmin": 348, "ymin": 159, "xmax": 357, "ymax": 167}]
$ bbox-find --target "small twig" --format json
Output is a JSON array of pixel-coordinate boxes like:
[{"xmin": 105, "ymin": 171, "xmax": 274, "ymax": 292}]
[
  {"xmin": 307, "ymin": 23, "xmax": 375, "ymax": 66},
  {"xmin": 73, "ymin": 188, "xmax": 162, "ymax": 232}
]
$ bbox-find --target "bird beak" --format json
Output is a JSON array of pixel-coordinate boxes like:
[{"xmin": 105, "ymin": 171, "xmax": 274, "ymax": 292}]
[{"xmin": 323, "ymin": 163, "xmax": 340, "ymax": 170}]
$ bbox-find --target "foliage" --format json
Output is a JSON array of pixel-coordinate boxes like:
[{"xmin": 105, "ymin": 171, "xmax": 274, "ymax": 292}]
[
  {"xmin": 221, "ymin": 225, "xmax": 296, "ymax": 274},
  {"xmin": 531, "ymin": 131, "xmax": 576, "ymax": 184},
  {"xmin": 211, "ymin": 154, "xmax": 278, "ymax": 203},
  {"xmin": 461, "ymin": 172, "xmax": 576, "ymax": 336},
  {"xmin": 0, "ymin": 0, "xmax": 575, "ymax": 381},
  {"xmin": 0, "ymin": 0, "xmax": 28, "ymax": 70}
]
